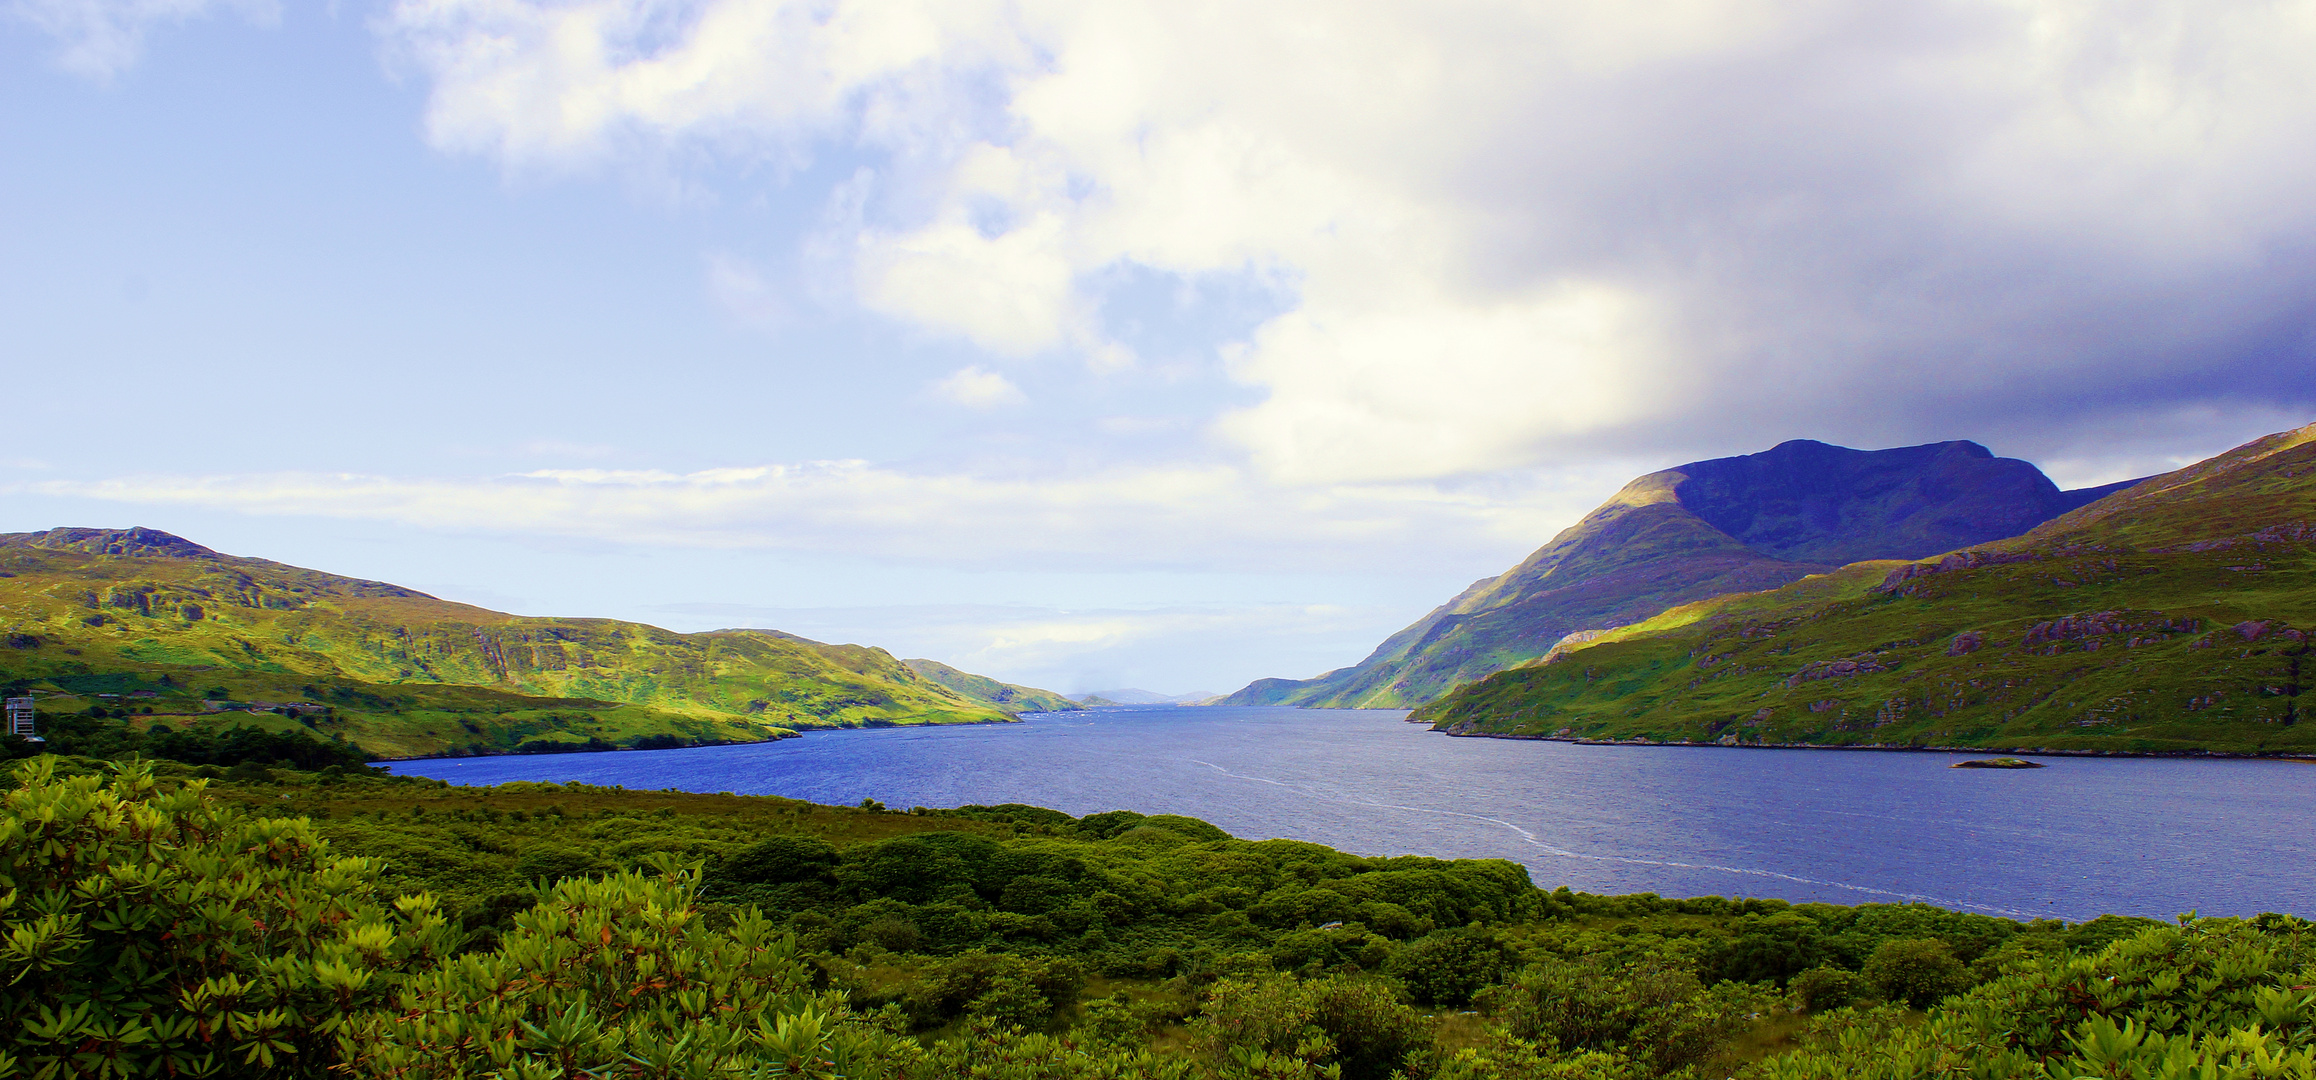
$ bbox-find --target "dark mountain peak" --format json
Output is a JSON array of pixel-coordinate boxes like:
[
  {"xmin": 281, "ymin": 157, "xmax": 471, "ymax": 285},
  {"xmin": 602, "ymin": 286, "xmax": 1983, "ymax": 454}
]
[
  {"xmin": 1666, "ymin": 439, "xmax": 2066, "ymax": 564},
  {"xmin": 2, "ymin": 527, "xmax": 222, "ymax": 560},
  {"xmin": 1224, "ymin": 434, "xmax": 2124, "ymax": 710},
  {"xmin": 1753, "ymin": 437, "xmax": 1987, "ymax": 461}
]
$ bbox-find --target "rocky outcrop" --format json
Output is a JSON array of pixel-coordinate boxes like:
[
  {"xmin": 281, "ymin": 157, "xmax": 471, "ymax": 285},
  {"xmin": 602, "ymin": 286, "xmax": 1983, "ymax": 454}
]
[
  {"xmin": 1876, "ymin": 549, "xmax": 2042, "ymax": 594},
  {"xmin": 1784, "ymin": 658, "xmax": 1891, "ymax": 687}
]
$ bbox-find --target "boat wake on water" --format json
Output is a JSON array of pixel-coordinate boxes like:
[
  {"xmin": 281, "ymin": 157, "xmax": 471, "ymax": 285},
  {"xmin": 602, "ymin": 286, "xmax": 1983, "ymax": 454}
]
[{"xmin": 1186, "ymin": 758, "xmax": 2048, "ymax": 919}]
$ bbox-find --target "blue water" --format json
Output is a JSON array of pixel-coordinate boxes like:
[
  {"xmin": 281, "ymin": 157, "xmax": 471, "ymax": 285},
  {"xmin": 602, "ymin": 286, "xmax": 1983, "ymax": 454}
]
[{"xmin": 388, "ymin": 705, "xmax": 2316, "ymax": 922}]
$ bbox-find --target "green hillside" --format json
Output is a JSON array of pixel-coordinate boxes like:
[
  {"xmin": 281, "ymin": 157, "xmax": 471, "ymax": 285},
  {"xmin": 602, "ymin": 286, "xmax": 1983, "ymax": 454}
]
[
  {"xmin": 0, "ymin": 528, "xmax": 1014, "ymax": 758},
  {"xmin": 1412, "ymin": 423, "xmax": 2316, "ymax": 755},
  {"xmin": 902, "ymin": 657, "xmax": 1081, "ymax": 713},
  {"xmin": 1226, "ymin": 440, "xmax": 2127, "ymax": 709}
]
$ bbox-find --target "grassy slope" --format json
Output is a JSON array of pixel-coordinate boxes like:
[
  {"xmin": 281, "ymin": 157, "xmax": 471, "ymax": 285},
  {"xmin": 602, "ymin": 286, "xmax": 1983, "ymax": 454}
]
[
  {"xmin": 1411, "ymin": 424, "xmax": 2316, "ymax": 755},
  {"xmin": 0, "ymin": 530, "xmax": 1011, "ymax": 758},
  {"xmin": 902, "ymin": 658, "xmax": 1082, "ymax": 714}
]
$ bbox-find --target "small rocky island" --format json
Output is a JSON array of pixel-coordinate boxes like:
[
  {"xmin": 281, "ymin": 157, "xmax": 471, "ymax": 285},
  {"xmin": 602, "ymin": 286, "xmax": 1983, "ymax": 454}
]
[{"xmin": 1951, "ymin": 757, "xmax": 2047, "ymax": 769}]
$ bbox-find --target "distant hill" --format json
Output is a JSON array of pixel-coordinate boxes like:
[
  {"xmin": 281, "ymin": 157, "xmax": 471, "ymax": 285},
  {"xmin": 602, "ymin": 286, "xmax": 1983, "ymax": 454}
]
[
  {"xmin": 902, "ymin": 659, "xmax": 1081, "ymax": 714},
  {"xmin": 1074, "ymin": 688, "xmax": 1219, "ymax": 705},
  {"xmin": 1223, "ymin": 440, "xmax": 2134, "ymax": 709},
  {"xmin": 1413, "ymin": 422, "xmax": 2316, "ymax": 755},
  {"xmin": 0, "ymin": 528, "xmax": 1017, "ymax": 758}
]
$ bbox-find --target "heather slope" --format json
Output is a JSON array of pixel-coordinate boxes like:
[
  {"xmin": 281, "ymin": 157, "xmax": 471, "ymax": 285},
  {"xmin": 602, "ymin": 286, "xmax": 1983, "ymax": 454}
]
[
  {"xmin": 1226, "ymin": 440, "xmax": 2117, "ymax": 709},
  {"xmin": 0, "ymin": 528, "xmax": 1013, "ymax": 757},
  {"xmin": 1412, "ymin": 423, "xmax": 2316, "ymax": 755}
]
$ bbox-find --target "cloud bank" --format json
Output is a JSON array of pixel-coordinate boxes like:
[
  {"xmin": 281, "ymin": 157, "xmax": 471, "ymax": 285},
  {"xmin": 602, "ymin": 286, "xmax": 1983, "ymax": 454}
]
[
  {"xmin": 380, "ymin": 0, "xmax": 2316, "ymax": 484},
  {"xmin": 21, "ymin": 460, "xmax": 1617, "ymax": 572}
]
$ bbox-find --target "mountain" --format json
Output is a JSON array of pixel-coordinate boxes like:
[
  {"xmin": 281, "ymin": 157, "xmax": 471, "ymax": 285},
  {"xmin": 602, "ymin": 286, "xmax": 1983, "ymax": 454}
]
[
  {"xmin": 1074, "ymin": 688, "xmax": 1219, "ymax": 705},
  {"xmin": 1224, "ymin": 439, "xmax": 2131, "ymax": 709},
  {"xmin": 1412, "ymin": 422, "xmax": 2316, "ymax": 755},
  {"xmin": 902, "ymin": 659, "xmax": 1081, "ymax": 714},
  {"xmin": 0, "ymin": 527, "xmax": 1018, "ymax": 758}
]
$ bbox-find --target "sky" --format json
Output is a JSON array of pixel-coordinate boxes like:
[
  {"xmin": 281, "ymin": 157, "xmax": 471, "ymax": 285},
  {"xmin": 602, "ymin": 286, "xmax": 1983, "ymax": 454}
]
[{"xmin": 2, "ymin": 0, "xmax": 2311, "ymax": 696}]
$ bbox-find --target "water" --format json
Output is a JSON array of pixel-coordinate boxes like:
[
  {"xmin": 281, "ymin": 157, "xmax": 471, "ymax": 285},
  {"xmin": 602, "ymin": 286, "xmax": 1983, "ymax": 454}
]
[{"xmin": 388, "ymin": 705, "xmax": 2316, "ymax": 922}]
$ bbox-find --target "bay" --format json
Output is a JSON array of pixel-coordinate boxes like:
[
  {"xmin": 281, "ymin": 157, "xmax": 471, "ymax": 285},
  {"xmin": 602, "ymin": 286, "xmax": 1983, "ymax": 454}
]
[{"xmin": 387, "ymin": 705, "xmax": 2316, "ymax": 922}]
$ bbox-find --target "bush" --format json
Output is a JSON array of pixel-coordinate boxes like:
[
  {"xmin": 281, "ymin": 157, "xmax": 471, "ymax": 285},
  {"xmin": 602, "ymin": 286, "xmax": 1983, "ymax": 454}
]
[
  {"xmin": 1861, "ymin": 938, "xmax": 1973, "ymax": 1009},
  {"xmin": 512, "ymin": 844, "xmax": 610, "ymax": 883},
  {"xmin": 1385, "ymin": 927, "xmax": 1519, "ymax": 1006},
  {"xmin": 716, "ymin": 834, "xmax": 841, "ymax": 887},
  {"xmin": 338, "ymin": 856, "xmax": 904, "ymax": 1079},
  {"xmin": 902, "ymin": 951, "xmax": 1085, "ymax": 1031},
  {"xmin": 1757, "ymin": 919, "xmax": 2316, "ymax": 1079},
  {"xmin": 1402, "ymin": 1032, "xmax": 1647, "ymax": 1080},
  {"xmin": 1788, "ymin": 965, "xmax": 1867, "ymax": 1012},
  {"xmin": 0, "ymin": 757, "xmax": 457, "ymax": 1079},
  {"xmin": 904, "ymin": 1018, "xmax": 1196, "ymax": 1079},
  {"xmin": 1196, "ymin": 974, "xmax": 1428, "ymax": 1080},
  {"xmin": 1074, "ymin": 991, "xmax": 1153, "ymax": 1050},
  {"xmin": 1496, "ymin": 957, "xmax": 1778, "ymax": 1075}
]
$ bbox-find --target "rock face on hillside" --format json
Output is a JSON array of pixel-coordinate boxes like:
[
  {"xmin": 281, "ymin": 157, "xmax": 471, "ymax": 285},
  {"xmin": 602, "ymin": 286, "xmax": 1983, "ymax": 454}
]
[{"xmin": 1223, "ymin": 439, "xmax": 2134, "ymax": 709}]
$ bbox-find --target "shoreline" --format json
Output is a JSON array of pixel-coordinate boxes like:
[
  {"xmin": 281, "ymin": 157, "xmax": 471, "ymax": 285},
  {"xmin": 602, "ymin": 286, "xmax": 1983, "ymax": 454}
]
[
  {"xmin": 369, "ymin": 713, "xmax": 1032, "ymax": 764},
  {"xmin": 1431, "ymin": 726, "xmax": 2316, "ymax": 762}
]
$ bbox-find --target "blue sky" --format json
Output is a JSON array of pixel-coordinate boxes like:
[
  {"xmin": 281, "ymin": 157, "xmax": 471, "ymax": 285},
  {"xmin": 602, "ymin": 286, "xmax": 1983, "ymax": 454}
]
[{"xmin": 3, "ymin": 0, "xmax": 2311, "ymax": 696}]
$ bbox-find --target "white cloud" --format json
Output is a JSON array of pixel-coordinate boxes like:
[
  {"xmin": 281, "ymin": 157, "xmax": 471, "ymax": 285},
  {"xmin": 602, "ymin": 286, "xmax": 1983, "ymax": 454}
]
[
  {"xmin": 16, "ymin": 457, "xmax": 1636, "ymax": 573},
  {"xmin": 10, "ymin": 0, "xmax": 274, "ymax": 78},
  {"xmin": 1216, "ymin": 281, "xmax": 1667, "ymax": 483},
  {"xmin": 931, "ymin": 365, "xmax": 1026, "ymax": 409},
  {"xmin": 376, "ymin": 0, "xmax": 2316, "ymax": 484}
]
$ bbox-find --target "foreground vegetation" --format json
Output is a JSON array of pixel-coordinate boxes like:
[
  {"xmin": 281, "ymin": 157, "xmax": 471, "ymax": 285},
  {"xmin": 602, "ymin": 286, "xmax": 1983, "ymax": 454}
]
[{"xmin": 6, "ymin": 751, "xmax": 2312, "ymax": 1079}]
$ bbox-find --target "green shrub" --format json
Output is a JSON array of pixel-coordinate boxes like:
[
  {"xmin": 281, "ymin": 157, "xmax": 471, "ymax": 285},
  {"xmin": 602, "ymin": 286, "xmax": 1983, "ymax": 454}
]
[
  {"xmin": 864, "ymin": 913, "xmax": 924, "ymax": 952},
  {"xmin": 1496, "ymin": 957, "xmax": 1778, "ymax": 1075},
  {"xmin": 337, "ymin": 855, "xmax": 902, "ymax": 1079},
  {"xmin": 511, "ymin": 844, "xmax": 610, "ymax": 884},
  {"xmin": 1073, "ymin": 991, "xmax": 1148, "ymax": 1049},
  {"xmin": 1385, "ymin": 927, "xmax": 1519, "ymax": 1007},
  {"xmin": 1195, "ymin": 974, "xmax": 1428, "ymax": 1080},
  {"xmin": 0, "ymin": 758, "xmax": 457, "ymax": 1079},
  {"xmin": 901, "ymin": 951, "xmax": 1085, "ymax": 1032},
  {"xmin": 715, "ymin": 834, "xmax": 840, "ymax": 887},
  {"xmin": 1860, "ymin": 937, "xmax": 1973, "ymax": 1009},
  {"xmin": 1759, "ymin": 918, "xmax": 2316, "ymax": 1079},
  {"xmin": 1401, "ymin": 1032, "xmax": 1646, "ymax": 1080},
  {"xmin": 905, "ymin": 1018, "xmax": 1195, "ymax": 1079},
  {"xmin": 1787, "ymin": 965, "xmax": 1867, "ymax": 1013}
]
